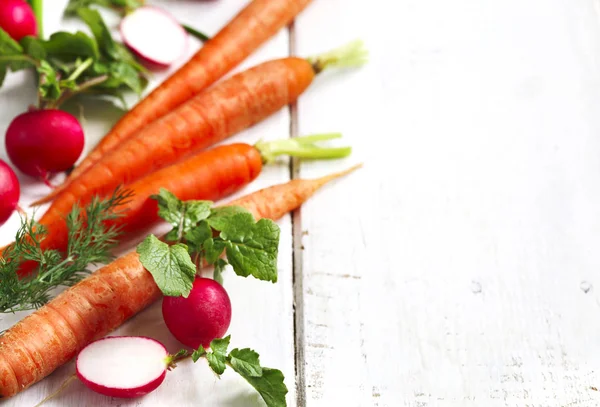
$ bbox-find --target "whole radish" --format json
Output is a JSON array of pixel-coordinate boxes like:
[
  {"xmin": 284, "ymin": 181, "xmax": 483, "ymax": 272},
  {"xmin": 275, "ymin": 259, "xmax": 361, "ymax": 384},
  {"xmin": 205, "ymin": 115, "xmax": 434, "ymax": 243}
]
[
  {"xmin": 120, "ymin": 7, "xmax": 188, "ymax": 69},
  {"xmin": 162, "ymin": 278, "xmax": 232, "ymax": 349},
  {"xmin": 0, "ymin": 159, "xmax": 20, "ymax": 226},
  {"xmin": 77, "ymin": 336, "xmax": 169, "ymax": 398},
  {"xmin": 5, "ymin": 110, "xmax": 84, "ymax": 182},
  {"xmin": 0, "ymin": 0, "xmax": 37, "ymax": 41}
]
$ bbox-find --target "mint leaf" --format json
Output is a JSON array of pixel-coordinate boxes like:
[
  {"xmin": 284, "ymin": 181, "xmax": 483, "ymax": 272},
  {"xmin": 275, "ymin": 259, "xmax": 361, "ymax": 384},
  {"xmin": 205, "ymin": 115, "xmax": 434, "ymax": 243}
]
[
  {"xmin": 233, "ymin": 367, "xmax": 288, "ymax": 407},
  {"xmin": 213, "ymin": 258, "xmax": 227, "ymax": 285},
  {"xmin": 213, "ymin": 214, "xmax": 280, "ymax": 282},
  {"xmin": 229, "ymin": 348, "xmax": 262, "ymax": 377},
  {"xmin": 191, "ymin": 347, "xmax": 206, "ymax": 363},
  {"xmin": 136, "ymin": 235, "xmax": 196, "ymax": 297},
  {"xmin": 206, "ymin": 335, "xmax": 230, "ymax": 375}
]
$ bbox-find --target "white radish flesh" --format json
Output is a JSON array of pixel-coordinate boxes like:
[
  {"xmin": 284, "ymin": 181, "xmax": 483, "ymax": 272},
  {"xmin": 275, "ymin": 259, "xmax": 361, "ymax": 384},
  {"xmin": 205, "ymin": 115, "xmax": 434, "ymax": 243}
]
[
  {"xmin": 76, "ymin": 336, "xmax": 169, "ymax": 399},
  {"xmin": 120, "ymin": 7, "xmax": 188, "ymax": 68}
]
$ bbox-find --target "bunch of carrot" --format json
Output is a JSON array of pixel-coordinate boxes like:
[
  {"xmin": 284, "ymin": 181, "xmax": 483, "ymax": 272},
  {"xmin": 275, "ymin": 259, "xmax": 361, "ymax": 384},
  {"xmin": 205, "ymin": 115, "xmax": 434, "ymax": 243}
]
[{"xmin": 0, "ymin": 0, "xmax": 366, "ymax": 399}]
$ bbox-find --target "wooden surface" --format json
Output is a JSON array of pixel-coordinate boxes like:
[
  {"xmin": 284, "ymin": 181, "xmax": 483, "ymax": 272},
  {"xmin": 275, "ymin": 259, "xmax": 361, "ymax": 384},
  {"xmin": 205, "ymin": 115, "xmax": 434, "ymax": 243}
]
[{"xmin": 3, "ymin": 0, "xmax": 600, "ymax": 406}]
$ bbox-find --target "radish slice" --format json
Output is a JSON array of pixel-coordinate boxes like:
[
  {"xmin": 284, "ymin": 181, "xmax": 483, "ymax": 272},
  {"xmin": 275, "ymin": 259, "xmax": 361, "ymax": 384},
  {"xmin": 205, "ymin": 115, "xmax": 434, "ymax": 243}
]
[
  {"xmin": 120, "ymin": 7, "xmax": 188, "ymax": 68},
  {"xmin": 76, "ymin": 336, "xmax": 169, "ymax": 399}
]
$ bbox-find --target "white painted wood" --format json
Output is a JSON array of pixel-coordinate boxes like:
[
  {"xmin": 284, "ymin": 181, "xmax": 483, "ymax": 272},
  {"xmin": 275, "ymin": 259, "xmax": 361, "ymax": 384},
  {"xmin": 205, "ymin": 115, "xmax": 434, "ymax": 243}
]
[
  {"xmin": 0, "ymin": 1, "xmax": 296, "ymax": 406},
  {"xmin": 295, "ymin": 0, "xmax": 600, "ymax": 406}
]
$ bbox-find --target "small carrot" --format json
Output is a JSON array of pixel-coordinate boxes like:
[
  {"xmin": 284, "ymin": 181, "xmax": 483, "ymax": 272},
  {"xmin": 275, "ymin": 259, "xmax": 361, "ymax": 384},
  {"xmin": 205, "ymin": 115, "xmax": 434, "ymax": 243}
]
[
  {"xmin": 31, "ymin": 40, "xmax": 367, "ymax": 211},
  {"xmin": 22, "ymin": 135, "xmax": 350, "ymax": 264},
  {"xmin": 0, "ymin": 165, "xmax": 361, "ymax": 398},
  {"xmin": 39, "ymin": 0, "xmax": 315, "ymax": 204}
]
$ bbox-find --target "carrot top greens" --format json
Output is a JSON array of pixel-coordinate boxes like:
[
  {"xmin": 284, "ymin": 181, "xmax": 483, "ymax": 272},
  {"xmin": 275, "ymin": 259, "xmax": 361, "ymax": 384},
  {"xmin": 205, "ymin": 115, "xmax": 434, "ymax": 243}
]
[
  {"xmin": 137, "ymin": 189, "xmax": 281, "ymax": 298},
  {"xmin": 0, "ymin": 187, "xmax": 132, "ymax": 313}
]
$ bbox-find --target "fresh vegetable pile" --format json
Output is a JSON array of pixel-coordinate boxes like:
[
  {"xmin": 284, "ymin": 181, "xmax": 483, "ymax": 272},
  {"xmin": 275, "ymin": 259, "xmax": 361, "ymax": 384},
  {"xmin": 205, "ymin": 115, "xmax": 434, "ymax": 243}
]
[{"xmin": 0, "ymin": 0, "xmax": 366, "ymax": 405}]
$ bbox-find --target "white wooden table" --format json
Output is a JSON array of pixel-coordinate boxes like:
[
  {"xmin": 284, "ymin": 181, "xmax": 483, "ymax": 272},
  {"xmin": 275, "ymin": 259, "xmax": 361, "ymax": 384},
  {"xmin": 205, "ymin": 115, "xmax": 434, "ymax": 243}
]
[{"xmin": 3, "ymin": 0, "xmax": 600, "ymax": 405}]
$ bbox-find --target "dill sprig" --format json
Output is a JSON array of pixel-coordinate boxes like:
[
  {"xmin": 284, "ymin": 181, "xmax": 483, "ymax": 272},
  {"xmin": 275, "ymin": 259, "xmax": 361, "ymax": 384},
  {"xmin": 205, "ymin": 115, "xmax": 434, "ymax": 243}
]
[{"xmin": 0, "ymin": 187, "xmax": 133, "ymax": 313}]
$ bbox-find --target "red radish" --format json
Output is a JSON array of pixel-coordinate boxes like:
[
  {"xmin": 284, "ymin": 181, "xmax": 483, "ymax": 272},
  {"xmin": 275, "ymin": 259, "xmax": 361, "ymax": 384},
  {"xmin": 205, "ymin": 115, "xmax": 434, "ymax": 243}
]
[
  {"xmin": 0, "ymin": 0, "xmax": 37, "ymax": 41},
  {"xmin": 5, "ymin": 109, "xmax": 84, "ymax": 182},
  {"xmin": 162, "ymin": 278, "xmax": 232, "ymax": 349},
  {"xmin": 0, "ymin": 159, "xmax": 20, "ymax": 226},
  {"xmin": 76, "ymin": 336, "xmax": 169, "ymax": 399},
  {"xmin": 120, "ymin": 7, "xmax": 188, "ymax": 68}
]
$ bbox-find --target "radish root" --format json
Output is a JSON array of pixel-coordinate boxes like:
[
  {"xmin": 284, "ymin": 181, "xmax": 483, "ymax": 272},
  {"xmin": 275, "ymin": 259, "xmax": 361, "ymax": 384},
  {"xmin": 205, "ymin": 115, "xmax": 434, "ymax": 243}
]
[{"xmin": 33, "ymin": 374, "xmax": 77, "ymax": 407}]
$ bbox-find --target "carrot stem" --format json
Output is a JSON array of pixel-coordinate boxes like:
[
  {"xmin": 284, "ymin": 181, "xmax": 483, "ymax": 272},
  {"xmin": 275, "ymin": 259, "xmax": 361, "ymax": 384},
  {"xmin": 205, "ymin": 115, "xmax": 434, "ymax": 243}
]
[
  {"xmin": 308, "ymin": 40, "xmax": 368, "ymax": 74},
  {"xmin": 255, "ymin": 133, "xmax": 352, "ymax": 163}
]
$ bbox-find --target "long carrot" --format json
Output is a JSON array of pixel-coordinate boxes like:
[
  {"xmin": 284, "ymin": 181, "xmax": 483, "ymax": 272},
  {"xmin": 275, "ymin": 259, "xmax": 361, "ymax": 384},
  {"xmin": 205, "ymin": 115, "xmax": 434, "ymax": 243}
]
[
  {"xmin": 31, "ymin": 40, "xmax": 366, "ymax": 210},
  {"xmin": 0, "ymin": 165, "xmax": 361, "ymax": 398},
  {"xmin": 37, "ymin": 0, "xmax": 314, "ymax": 205},
  {"xmin": 23, "ymin": 135, "xmax": 350, "ymax": 267}
]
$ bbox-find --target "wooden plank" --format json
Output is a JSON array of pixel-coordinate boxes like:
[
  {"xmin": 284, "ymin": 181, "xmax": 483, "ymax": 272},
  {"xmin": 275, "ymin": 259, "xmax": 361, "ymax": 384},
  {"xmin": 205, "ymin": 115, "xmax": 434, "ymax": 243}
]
[
  {"xmin": 294, "ymin": 0, "xmax": 600, "ymax": 405},
  {"xmin": 0, "ymin": 1, "xmax": 296, "ymax": 405}
]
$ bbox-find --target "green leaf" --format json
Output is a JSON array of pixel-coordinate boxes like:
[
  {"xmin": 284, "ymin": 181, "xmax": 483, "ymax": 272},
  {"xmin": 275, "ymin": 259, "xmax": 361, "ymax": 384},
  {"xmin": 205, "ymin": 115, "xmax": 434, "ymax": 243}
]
[
  {"xmin": 0, "ymin": 28, "xmax": 23, "ymax": 55},
  {"xmin": 213, "ymin": 258, "xmax": 227, "ymax": 285},
  {"xmin": 136, "ymin": 235, "xmax": 197, "ymax": 297},
  {"xmin": 184, "ymin": 220, "xmax": 212, "ymax": 253},
  {"xmin": 214, "ymin": 214, "xmax": 280, "ymax": 282},
  {"xmin": 228, "ymin": 348, "xmax": 262, "ymax": 377},
  {"xmin": 203, "ymin": 238, "xmax": 226, "ymax": 265},
  {"xmin": 37, "ymin": 60, "xmax": 62, "ymax": 101},
  {"xmin": 65, "ymin": 0, "xmax": 142, "ymax": 15},
  {"xmin": 92, "ymin": 61, "xmax": 145, "ymax": 93},
  {"xmin": 206, "ymin": 353, "xmax": 226, "ymax": 375},
  {"xmin": 233, "ymin": 367, "xmax": 288, "ymax": 407},
  {"xmin": 0, "ymin": 27, "xmax": 32, "ymax": 80},
  {"xmin": 207, "ymin": 206, "xmax": 252, "ymax": 231},
  {"xmin": 151, "ymin": 189, "xmax": 213, "ymax": 241},
  {"xmin": 43, "ymin": 31, "xmax": 99, "ymax": 60},
  {"xmin": 77, "ymin": 8, "xmax": 118, "ymax": 60},
  {"xmin": 206, "ymin": 335, "xmax": 230, "ymax": 375},
  {"xmin": 20, "ymin": 36, "xmax": 46, "ymax": 60},
  {"xmin": 191, "ymin": 347, "xmax": 206, "ymax": 363}
]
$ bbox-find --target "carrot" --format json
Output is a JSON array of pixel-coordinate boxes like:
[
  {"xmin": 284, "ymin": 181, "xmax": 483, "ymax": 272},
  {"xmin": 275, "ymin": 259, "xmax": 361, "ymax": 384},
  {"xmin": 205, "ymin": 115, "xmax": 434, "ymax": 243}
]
[
  {"xmin": 0, "ymin": 165, "xmax": 361, "ymax": 398},
  {"xmin": 36, "ymin": 0, "xmax": 315, "ymax": 205},
  {"xmin": 24, "ymin": 135, "xmax": 350, "ymax": 262},
  {"xmin": 31, "ymin": 40, "xmax": 366, "ymax": 210}
]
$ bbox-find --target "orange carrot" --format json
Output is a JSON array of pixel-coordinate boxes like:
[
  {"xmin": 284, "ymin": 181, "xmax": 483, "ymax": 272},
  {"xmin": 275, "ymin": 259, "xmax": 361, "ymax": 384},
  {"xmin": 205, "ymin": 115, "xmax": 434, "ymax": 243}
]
[
  {"xmin": 15, "ymin": 135, "xmax": 350, "ymax": 277},
  {"xmin": 0, "ymin": 165, "xmax": 361, "ymax": 398},
  {"xmin": 37, "ymin": 0, "xmax": 314, "ymax": 204}
]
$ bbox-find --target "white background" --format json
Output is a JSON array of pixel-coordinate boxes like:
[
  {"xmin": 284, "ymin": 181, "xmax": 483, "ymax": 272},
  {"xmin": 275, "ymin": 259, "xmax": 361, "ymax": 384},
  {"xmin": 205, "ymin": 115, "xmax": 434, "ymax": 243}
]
[{"xmin": 3, "ymin": 0, "xmax": 600, "ymax": 406}]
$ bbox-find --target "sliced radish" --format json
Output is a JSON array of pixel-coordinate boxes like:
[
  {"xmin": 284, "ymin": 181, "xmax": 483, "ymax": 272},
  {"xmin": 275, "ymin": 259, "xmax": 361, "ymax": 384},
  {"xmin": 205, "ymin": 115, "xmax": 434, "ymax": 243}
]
[
  {"xmin": 120, "ymin": 7, "xmax": 188, "ymax": 68},
  {"xmin": 76, "ymin": 336, "xmax": 169, "ymax": 399}
]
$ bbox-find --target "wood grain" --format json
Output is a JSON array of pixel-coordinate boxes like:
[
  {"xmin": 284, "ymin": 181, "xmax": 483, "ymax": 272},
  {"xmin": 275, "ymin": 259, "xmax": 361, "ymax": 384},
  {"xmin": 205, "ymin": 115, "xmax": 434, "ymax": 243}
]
[{"xmin": 294, "ymin": 0, "xmax": 600, "ymax": 406}]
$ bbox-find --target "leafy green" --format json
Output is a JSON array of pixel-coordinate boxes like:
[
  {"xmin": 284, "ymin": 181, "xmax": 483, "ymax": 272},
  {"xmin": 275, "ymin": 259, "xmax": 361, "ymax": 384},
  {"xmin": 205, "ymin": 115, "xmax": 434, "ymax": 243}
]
[
  {"xmin": 213, "ymin": 258, "xmax": 228, "ymax": 285},
  {"xmin": 152, "ymin": 189, "xmax": 213, "ymax": 242},
  {"xmin": 206, "ymin": 335, "xmax": 230, "ymax": 375},
  {"xmin": 238, "ymin": 368, "xmax": 288, "ymax": 407},
  {"xmin": 0, "ymin": 188, "xmax": 131, "ymax": 313},
  {"xmin": 213, "ymin": 213, "xmax": 280, "ymax": 283},
  {"xmin": 43, "ymin": 31, "xmax": 99, "ymax": 60},
  {"xmin": 0, "ymin": 28, "xmax": 33, "ymax": 86},
  {"xmin": 77, "ymin": 8, "xmax": 119, "ymax": 60},
  {"xmin": 136, "ymin": 235, "xmax": 197, "ymax": 297},
  {"xmin": 20, "ymin": 37, "xmax": 47, "ymax": 60},
  {"xmin": 192, "ymin": 337, "xmax": 288, "ymax": 407},
  {"xmin": 229, "ymin": 348, "xmax": 262, "ymax": 377},
  {"xmin": 37, "ymin": 60, "xmax": 62, "ymax": 101},
  {"xmin": 65, "ymin": 0, "xmax": 143, "ymax": 15}
]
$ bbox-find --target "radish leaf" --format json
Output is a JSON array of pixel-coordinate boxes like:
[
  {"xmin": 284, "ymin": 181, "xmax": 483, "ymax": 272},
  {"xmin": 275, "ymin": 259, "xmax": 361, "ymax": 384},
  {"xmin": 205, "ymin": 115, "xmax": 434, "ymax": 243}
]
[
  {"xmin": 236, "ymin": 368, "xmax": 287, "ymax": 407},
  {"xmin": 206, "ymin": 335, "xmax": 230, "ymax": 375},
  {"xmin": 229, "ymin": 348, "xmax": 262, "ymax": 377},
  {"xmin": 137, "ymin": 235, "xmax": 196, "ymax": 297}
]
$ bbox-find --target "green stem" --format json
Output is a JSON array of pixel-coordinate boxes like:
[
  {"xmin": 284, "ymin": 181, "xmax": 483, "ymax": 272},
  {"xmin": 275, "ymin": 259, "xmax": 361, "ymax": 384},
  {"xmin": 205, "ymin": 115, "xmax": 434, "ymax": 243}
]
[
  {"xmin": 307, "ymin": 40, "xmax": 368, "ymax": 74},
  {"xmin": 29, "ymin": 0, "xmax": 43, "ymax": 39},
  {"xmin": 67, "ymin": 58, "xmax": 93, "ymax": 82},
  {"xmin": 182, "ymin": 24, "xmax": 210, "ymax": 42},
  {"xmin": 50, "ymin": 74, "xmax": 109, "ymax": 109},
  {"xmin": 255, "ymin": 133, "xmax": 352, "ymax": 163}
]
